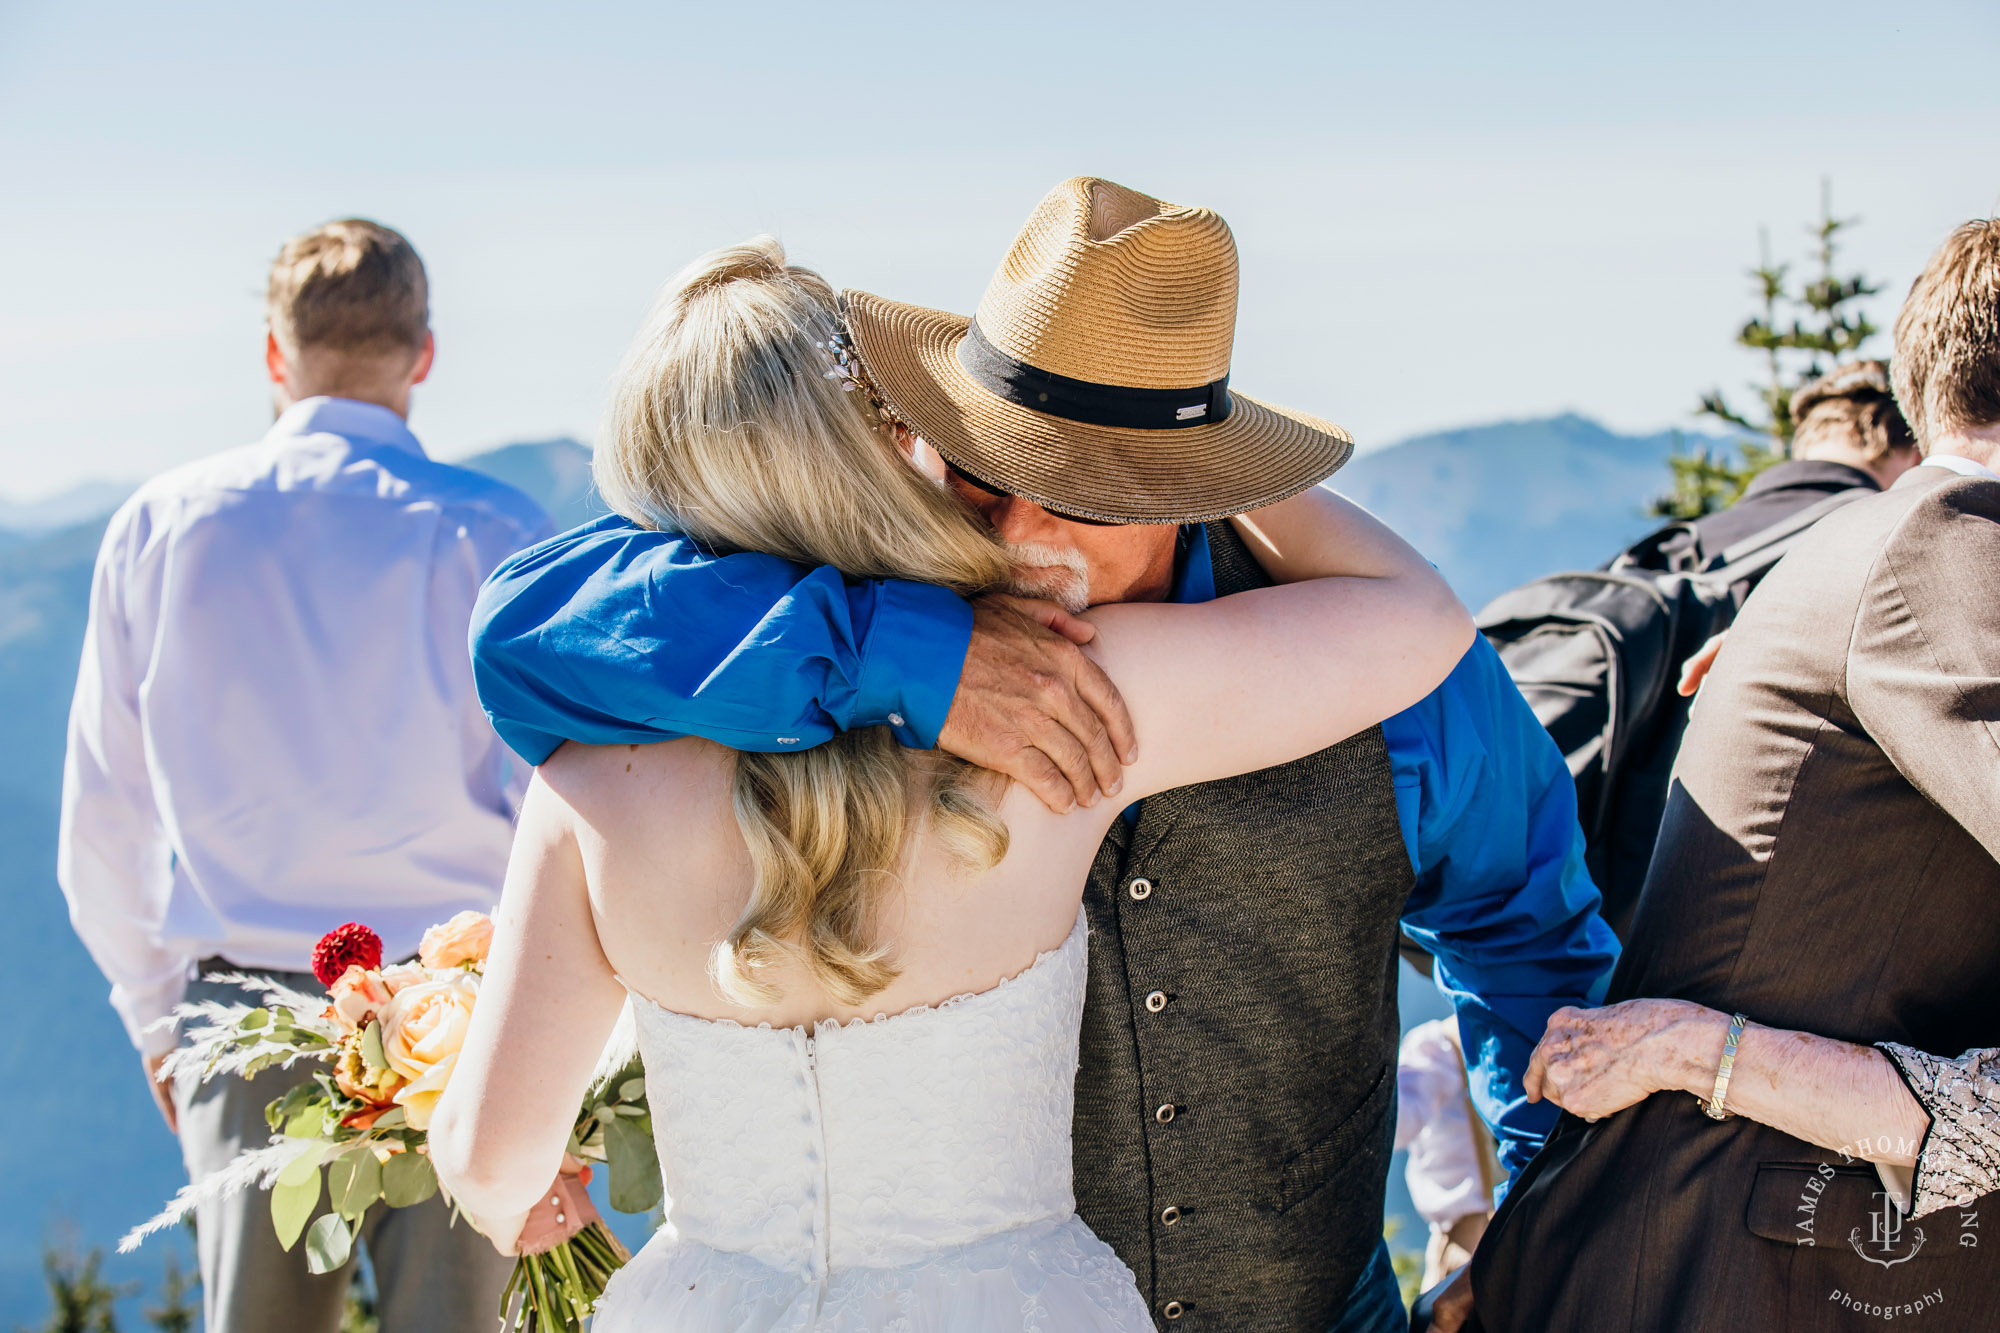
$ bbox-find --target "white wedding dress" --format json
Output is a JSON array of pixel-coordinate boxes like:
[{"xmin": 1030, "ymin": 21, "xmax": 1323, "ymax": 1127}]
[{"xmin": 591, "ymin": 911, "xmax": 1153, "ymax": 1331}]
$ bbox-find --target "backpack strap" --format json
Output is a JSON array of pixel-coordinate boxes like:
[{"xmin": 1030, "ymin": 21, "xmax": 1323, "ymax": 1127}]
[{"xmin": 1700, "ymin": 486, "xmax": 1875, "ymax": 582}]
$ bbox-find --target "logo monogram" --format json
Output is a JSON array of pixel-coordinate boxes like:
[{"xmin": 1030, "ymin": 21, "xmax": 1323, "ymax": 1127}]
[
  {"xmin": 1175, "ymin": 404, "xmax": 1208, "ymax": 421},
  {"xmin": 1850, "ymin": 1191, "xmax": 1926, "ymax": 1268}
]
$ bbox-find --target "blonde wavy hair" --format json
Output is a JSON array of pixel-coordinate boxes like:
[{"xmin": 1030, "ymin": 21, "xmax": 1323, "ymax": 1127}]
[{"xmin": 596, "ymin": 237, "xmax": 1013, "ymax": 1007}]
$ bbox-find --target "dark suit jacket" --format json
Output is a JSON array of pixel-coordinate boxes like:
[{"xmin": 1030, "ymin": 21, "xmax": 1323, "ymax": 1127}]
[{"xmin": 1473, "ymin": 465, "xmax": 2000, "ymax": 1331}]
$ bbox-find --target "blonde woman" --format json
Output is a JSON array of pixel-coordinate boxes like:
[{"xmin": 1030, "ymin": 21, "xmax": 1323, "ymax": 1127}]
[{"xmin": 428, "ymin": 238, "xmax": 1473, "ymax": 1330}]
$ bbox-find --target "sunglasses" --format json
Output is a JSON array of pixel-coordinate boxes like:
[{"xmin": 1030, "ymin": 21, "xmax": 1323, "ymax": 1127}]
[{"xmin": 944, "ymin": 460, "xmax": 1124, "ymax": 527}]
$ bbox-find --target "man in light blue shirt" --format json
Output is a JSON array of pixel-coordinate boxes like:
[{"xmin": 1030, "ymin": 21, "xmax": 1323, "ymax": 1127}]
[{"xmin": 61, "ymin": 221, "xmax": 549, "ymax": 1333}]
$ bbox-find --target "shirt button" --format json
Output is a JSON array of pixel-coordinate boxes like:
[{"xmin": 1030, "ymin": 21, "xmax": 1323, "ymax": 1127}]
[
  {"xmin": 1162, "ymin": 1300, "xmax": 1185, "ymax": 1319},
  {"xmin": 1161, "ymin": 1205, "xmax": 1181, "ymax": 1225},
  {"xmin": 1155, "ymin": 1103, "xmax": 1176, "ymax": 1124},
  {"xmin": 1145, "ymin": 990, "xmax": 1168, "ymax": 1013},
  {"xmin": 887, "ymin": 713, "xmax": 905, "ymax": 727},
  {"xmin": 1128, "ymin": 877, "xmax": 1154, "ymax": 900}
]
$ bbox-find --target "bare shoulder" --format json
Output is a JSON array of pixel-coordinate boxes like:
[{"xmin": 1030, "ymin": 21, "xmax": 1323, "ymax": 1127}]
[{"xmin": 535, "ymin": 737, "xmax": 735, "ymax": 828}]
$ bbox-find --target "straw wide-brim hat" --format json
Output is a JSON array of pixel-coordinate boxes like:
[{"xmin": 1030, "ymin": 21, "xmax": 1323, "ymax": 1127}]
[{"xmin": 843, "ymin": 176, "xmax": 1353, "ymax": 525}]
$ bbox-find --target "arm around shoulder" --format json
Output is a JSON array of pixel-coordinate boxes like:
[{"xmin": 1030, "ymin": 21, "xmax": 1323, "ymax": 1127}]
[{"xmin": 1090, "ymin": 486, "xmax": 1472, "ymax": 801}]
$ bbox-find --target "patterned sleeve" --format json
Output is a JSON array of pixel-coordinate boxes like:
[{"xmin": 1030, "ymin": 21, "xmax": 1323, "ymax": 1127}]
[{"xmin": 1877, "ymin": 1043, "xmax": 2000, "ymax": 1218}]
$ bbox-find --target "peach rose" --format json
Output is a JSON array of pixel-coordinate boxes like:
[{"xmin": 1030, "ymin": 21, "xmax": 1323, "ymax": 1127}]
[
  {"xmin": 328, "ymin": 965, "xmax": 393, "ymax": 1034},
  {"xmin": 418, "ymin": 911, "xmax": 494, "ymax": 971},
  {"xmin": 380, "ymin": 961, "xmax": 427, "ymax": 994},
  {"xmin": 379, "ymin": 970, "xmax": 480, "ymax": 1130}
]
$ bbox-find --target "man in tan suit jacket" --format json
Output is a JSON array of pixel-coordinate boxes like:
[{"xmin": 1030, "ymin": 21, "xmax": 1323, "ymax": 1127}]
[{"xmin": 1468, "ymin": 220, "xmax": 2000, "ymax": 1332}]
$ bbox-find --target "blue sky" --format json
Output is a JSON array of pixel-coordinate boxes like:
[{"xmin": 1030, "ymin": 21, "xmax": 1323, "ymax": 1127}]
[{"xmin": 1, "ymin": 0, "xmax": 1995, "ymax": 500}]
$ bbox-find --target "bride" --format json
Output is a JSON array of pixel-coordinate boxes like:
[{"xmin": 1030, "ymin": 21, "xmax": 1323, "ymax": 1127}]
[{"xmin": 428, "ymin": 237, "xmax": 1472, "ymax": 1330}]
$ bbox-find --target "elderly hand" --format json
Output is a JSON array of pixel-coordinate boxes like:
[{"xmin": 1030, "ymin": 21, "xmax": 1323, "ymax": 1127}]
[
  {"xmin": 937, "ymin": 594, "xmax": 1137, "ymax": 813},
  {"xmin": 1525, "ymin": 999, "xmax": 1727, "ymax": 1121}
]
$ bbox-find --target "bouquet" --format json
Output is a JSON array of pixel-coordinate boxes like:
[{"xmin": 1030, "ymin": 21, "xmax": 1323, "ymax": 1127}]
[{"xmin": 120, "ymin": 913, "xmax": 663, "ymax": 1331}]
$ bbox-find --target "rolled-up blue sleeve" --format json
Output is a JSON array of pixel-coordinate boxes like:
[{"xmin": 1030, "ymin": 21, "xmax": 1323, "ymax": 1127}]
[
  {"xmin": 1390, "ymin": 636, "xmax": 1621, "ymax": 1186},
  {"xmin": 470, "ymin": 516, "xmax": 974, "ymax": 764}
]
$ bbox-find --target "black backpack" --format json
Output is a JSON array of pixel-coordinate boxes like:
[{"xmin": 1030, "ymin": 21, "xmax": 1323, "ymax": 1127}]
[{"xmin": 1476, "ymin": 488, "xmax": 1871, "ymax": 938}]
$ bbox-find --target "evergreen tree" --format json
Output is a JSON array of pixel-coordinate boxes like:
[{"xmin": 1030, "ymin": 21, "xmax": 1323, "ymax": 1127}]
[
  {"xmin": 142, "ymin": 1255, "xmax": 197, "ymax": 1333},
  {"xmin": 25, "ymin": 1242, "xmax": 130, "ymax": 1333},
  {"xmin": 1654, "ymin": 181, "xmax": 1882, "ymax": 519}
]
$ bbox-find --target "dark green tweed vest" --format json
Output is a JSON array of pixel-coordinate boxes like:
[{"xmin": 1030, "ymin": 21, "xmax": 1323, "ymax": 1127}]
[{"xmin": 1070, "ymin": 522, "xmax": 1417, "ymax": 1331}]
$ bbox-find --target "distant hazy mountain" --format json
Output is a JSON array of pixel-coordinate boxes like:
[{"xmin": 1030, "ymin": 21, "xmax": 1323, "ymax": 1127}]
[
  {"xmin": 1336, "ymin": 413, "xmax": 1735, "ymax": 611},
  {"xmin": 0, "ymin": 420, "xmax": 1703, "ymax": 1319},
  {"xmin": 0, "ymin": 481, "xmax": 140, "ymax": 536},
  {"xmin": 454, "ymin": 436, "xmax": 604, "ymax": 532}
]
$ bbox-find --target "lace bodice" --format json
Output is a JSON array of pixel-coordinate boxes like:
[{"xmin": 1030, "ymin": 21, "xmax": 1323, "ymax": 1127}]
[
  {"xmin": 627, "ymin": 912, "xmax": 1091, "ymax": 1278},
  {"xmin": 594, "ymin": 910, "xmax": 1148, "ymax": 1330}
]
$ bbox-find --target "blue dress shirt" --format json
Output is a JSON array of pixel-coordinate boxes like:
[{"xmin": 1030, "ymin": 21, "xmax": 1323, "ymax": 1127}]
[{"xmin": 471, "ymin": 517, "xmax": 1619, "ymax": 1182}]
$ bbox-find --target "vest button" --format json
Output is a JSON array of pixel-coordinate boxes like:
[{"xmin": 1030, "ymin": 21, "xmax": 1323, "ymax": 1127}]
[
  {"xmin": 1128, "ymin": 877, "xmax": 1154, "ymax": 900},
  {"xmin": 1163, "ymin": 1300, "xmax": 1185, "ymax": 1319},
  {"xmin": 1155, "ymin": 1103, "xmax": 1176, "ymax": 1123},
  {"xmin": 1161, "ymin": 1205, "xmax": 1181, "ymax": 1225},
  {"xmin": 1145, "ymin": 990, "xmax": 1168, "ymax": 1013}
]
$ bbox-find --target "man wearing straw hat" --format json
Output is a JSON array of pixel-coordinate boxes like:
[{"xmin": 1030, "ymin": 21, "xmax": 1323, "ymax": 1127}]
[{"xmin": 471, "ymin": 178, "xmax": 1618, "ymax": 1333}]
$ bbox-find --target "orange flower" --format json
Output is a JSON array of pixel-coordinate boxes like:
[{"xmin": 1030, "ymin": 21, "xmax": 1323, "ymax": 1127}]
[
  {"xmin": 418, "ymin": 911, "xmax": 494, "ymax": 971},
  {"xmin": 328, "ymin": 966, "xmax": 393, "ymax": 1034}
]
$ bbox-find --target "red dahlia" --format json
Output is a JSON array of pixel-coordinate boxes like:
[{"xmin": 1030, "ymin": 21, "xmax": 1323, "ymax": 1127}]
[{"xmin": 312, "ymin": 922, "xmax": 384, "ymax": 986}]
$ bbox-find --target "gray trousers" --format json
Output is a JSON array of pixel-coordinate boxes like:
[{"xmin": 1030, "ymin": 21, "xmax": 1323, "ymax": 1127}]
[{"xmin": 175, "ymin": 969, "xmax": 513, "ymax": 1333}]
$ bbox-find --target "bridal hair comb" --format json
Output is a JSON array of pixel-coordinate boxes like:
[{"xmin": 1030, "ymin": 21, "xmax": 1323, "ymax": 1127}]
[{"xmin": 818, "ymin": 320, "xmax": 905, "ymax": 430}]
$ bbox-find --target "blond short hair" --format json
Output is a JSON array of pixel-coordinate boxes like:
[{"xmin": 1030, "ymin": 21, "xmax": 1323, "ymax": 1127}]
[
  {"xmin": 266, "ymin": 219, "xmax": 429, "ymax": 358},
  {"xmin": 1892, "ymin": 220, "xmax": 2000, "ymax": 446}
]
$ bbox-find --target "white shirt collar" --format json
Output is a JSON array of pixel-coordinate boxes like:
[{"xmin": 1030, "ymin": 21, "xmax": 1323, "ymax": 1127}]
[
  {"xmin": 1919, "ymin": 451, "xmax": 2000, "ymax": 481},
  {"xmin": 272, "ymin": 396, "xmax": 426, "ymax": 456}
]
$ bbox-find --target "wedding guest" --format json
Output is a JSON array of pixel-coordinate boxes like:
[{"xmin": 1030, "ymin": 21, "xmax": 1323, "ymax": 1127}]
[
  {"xmin": 1468, "ymin": 218, "xmax": 2000, "ymax": 1331},
  {"xmin": 467, "ymin": 177, "xmax": 1620, "ymax": 1333},
  {"xmin": 1688, "ymin": 359, "xmax": 1917, "ymax": 554},
  {"xmin": 57, "ymin": 220, "xmax": 550, "ymax": 1333},
  {"xmin": 1395, "ymin": 1018, "xmax": 1498, "ymax": 1291}
]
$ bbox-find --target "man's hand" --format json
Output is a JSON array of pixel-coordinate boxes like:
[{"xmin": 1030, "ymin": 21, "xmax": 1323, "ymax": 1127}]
[
  {"xmin": 937, "ymin": 595, "xmax": 1137, "ymax": 814},
  {"xmin": 1676, "ymin": 632, "xmax": 1729, "ymax": 698},
  {"xmin": 143, "ymin": 1051, "xmax": 178, "ymax": 1135}
]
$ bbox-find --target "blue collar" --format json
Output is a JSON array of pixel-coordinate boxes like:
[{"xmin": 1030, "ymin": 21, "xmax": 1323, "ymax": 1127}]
[{"xmin": 1169, "ymin": 523, "xmax": 1217, "ymax": 605}]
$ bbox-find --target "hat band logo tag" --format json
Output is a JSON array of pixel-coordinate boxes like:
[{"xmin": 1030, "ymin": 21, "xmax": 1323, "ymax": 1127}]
[{"xmin": 1176, "ymin": 404, "xmax": 1209, "ymax": 421}]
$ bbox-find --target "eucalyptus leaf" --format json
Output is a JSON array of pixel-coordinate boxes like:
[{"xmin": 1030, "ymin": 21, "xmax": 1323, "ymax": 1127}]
[
  {"xmin": 266, "ymin": 1082, "xmax": 316, "ymax": 1133},
  {"xmin": 381, "ymin": 1150, "xmax": 438, "ymax": 1208},
  {"xmin": 326, "ymin": 1149, "xmax": 382, "ymax": 1220},
  {"xmin": 304, "ymin": 1213, "xmax": 353, "ymax": 1274},
  {"xmin": 239, "ymin": 1008, "xmax": 271, "ymax": 1031},
  {"xmin": 618, "ymin": 1078, "xmax": 646, "ymax": 1103},
  {"xmin": 270, "ymin": 1172, "xmax": 320, "ymax": 1250},
  {"xmin": 602, "ymin": 1112, "xmax": 664, "ymax": 1214},
  {"xmin": 277, "ymin": 1140, "xmax": 328, "ymax": 1187},
  {"xmin": 361, "ymin": 1020, "xmax": 388, "ymax": 1073},
  {"xmin": 370, "ymin": 1107, "xmax": 407, "ymax": 1130},
  {"xmin": 284, "ymin": 1102, "xmax": 328, "ymax": 1140}
]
